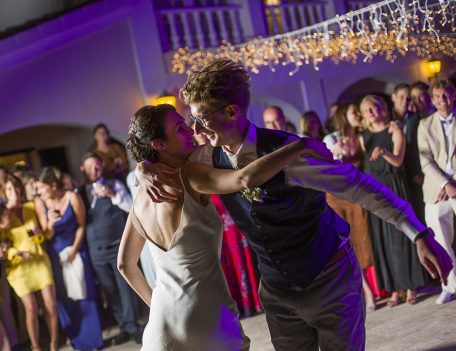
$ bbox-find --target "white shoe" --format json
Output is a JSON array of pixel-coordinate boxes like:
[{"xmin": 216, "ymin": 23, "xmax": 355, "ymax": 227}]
[{"xmin": 435, "ymin": 291, "xmax": 454, "ymax": 305}]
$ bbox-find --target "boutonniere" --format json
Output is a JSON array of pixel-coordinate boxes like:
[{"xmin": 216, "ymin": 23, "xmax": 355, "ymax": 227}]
[{"xmin": 241, "ymin": 187, "xmax": 265, "ymax": 203}]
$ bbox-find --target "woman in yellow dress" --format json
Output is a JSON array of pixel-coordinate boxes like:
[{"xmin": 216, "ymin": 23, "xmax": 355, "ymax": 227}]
[{"xmin": 3, "ymin": 175, "xmax": 58, "ymax": 351}]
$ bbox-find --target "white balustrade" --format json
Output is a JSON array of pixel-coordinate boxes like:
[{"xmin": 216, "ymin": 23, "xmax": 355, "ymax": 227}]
[
  {"xmin": 156, "ymin": 1, "xmax": 383, "ymax": 51},
  {"xmin": 157, "ymin": 5, "xmax": 244, "ymax": 51},
  {"xmin": 264, "ymin": 1, "xmax": 327, "ymax": 35}
]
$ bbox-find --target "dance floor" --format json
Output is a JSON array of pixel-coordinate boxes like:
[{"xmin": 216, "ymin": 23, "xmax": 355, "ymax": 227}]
[{"xmin": 60, "ymin": 285, "xmax": 455, "ymax": 351}]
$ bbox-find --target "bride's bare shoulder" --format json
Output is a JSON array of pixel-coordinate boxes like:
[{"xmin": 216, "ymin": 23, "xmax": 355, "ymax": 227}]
[{"xmin": 133, "ymin": 187, "xmax": 157, "ymax": 214}]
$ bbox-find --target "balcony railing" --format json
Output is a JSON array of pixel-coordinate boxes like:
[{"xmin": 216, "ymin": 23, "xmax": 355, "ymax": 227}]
[
  {"xmin": 264, "ymin": 1, "xmax": 327, "ymax": 35},
  {"xmin": 156, "ymin": 1, "xmax": 332, "ymax": 52},
  {"xmin": 156, "ymin": 4, "xmax": 244, "ymax": 51}
]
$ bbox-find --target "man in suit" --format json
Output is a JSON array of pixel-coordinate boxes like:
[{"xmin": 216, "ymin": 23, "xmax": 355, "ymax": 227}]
[
  {"xmin": 136, "ymin": 59, "xmax": 452, "ymax": 351},
  {"xmin": 410, "ymin": 81, "xmax": 435, "ymax": 119},
  {"xmin": 418, "ymin": 79, "xmax": 456, "ymax": 305},
  {"xmin": 78, "ymin": 152, "xmax": 141, "ymax": 344}
]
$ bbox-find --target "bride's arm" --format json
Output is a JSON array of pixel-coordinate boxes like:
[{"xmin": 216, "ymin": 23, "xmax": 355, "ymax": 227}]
[
  {"xmin": 185, "ymin": 137, "xmax": 332, "ymax": 195},
  {"xmin": 118, "ymin": 213, "xmax": 152, "ymax": 306}
]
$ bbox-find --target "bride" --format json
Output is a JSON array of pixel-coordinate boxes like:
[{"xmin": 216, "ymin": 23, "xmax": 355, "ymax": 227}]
[{"xmin": 117, "ymin": 104, "xmax": 324, "ymax": 351}]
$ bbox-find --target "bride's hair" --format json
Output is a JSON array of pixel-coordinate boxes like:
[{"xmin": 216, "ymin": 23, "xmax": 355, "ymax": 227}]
[{"xmin": 127, "ymin": 104, "xmax": 175, "ymax": 162}]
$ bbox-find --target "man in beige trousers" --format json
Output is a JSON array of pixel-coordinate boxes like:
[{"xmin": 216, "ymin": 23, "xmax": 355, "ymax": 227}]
[{"xmin": 418, "ymin": 79, "xmax": 456, "ymax": 304}]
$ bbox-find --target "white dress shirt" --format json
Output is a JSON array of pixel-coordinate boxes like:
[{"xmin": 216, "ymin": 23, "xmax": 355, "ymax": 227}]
[
  {"xmin": 439, "ymin": 112, "xmax": 454, "ymax": 180},
  {"xmin": 85, "ymin": 178, "xmax": 132, "ymax": 212}
]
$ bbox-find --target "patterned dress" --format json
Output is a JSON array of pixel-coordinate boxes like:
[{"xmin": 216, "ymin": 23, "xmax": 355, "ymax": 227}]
[{"xmin": 211, "ymin": 195, "xmax": 262, "ymax": 316}]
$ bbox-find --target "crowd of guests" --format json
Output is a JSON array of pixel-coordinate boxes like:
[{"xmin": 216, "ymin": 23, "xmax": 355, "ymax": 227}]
[{"xmin": 262, "ymin": 78, "xmax": 456, "ymax": 310}]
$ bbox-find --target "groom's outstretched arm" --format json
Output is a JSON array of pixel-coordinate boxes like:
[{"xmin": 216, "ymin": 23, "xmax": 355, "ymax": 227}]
[{"xmin": 285, "ymin": 139, "xmax": 453, "ymax": 284}]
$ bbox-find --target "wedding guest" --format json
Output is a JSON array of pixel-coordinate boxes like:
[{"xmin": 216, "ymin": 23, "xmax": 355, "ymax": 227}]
[
  {"xmin": 263, "ymin": 106, "xmax": 287, "ymax": 131},
  {"xmin": 324, "ymin": 102, "xmax": 339, "ymax": 133},
  {"xmin": 3, "ymin": 174, "xmax": 58, "ymax": 351},
  {"xmin": 410, "ymin": 81, "xmax": 435, "ymax": 118},
  {"xmin": 37, "ymin": 167, "xmax": 103, "ymax": 351},
  {"xmin": 323, "ymin": 102, "xmax": 377, "ymax": 311},
  {"xmin": 22, "ymin": 173, "xmax": 39, "ymax": 201},
  {"xmin": 391, "ymin": 83, "xmax": 412, "ymax": 125},
  {"xmin": 300, "ymin": 110, "xmax": 324, "ymax": 139},
  {"xmin": 391, "ymin": 82, "xmax": 426, "ymax": 221},
  {"xmin": 90, "ymin": 123, "xmax": 129, "ymax": 182},
  {"xmin": 11, "ymin": 162, "xmax": 28, "ymax": 180},
  {"xmin": 418, "ymin": 79, "xmax": 456, "ymax": 304},
  {"xmin": 0, "ymin": 204, "xmax": 17, "ymax": 351},
  {"xmin": 360, "ymin": 94, "xmax": 428, "ymax": 307},
  {"xmin": 61, "ymin": 173, "xmax": 78, "ymax": 191},
  {"xmin": 78, "ymin": 153, "xmax": 141, "ymax": 345}
]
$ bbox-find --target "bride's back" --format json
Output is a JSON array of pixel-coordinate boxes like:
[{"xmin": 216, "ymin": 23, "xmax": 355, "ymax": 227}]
[{"xmin": 133, "ymin": 186, "xmax": 183, "ymax": 252}]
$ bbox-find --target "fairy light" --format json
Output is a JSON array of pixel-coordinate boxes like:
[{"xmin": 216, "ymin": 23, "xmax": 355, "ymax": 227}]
[{"xmin": 171, "ymin": 0, "xmax": 456, "ymax": 75}]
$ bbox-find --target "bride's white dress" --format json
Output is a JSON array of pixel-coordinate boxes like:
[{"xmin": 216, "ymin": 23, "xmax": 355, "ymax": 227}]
[{"xmin": 132, "ymin": 185, "xmax": 250, "ymax": 351}]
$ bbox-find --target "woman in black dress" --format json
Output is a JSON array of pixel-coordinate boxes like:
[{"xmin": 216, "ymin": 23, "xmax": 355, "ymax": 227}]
[{"xmin": 359, "ymin": 94, "xmax": 428, "ymax": 307}]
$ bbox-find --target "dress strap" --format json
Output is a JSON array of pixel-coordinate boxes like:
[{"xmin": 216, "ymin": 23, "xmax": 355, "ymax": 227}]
[{"xmin": 130, "ymin": 205, "xmax": 148, "ymax": 240}]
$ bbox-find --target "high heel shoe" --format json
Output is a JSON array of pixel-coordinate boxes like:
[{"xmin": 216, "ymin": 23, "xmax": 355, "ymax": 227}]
[
  {"xmin": 406, "ymin": 290, "xmax": 417, "ymax": 305},
  {"xmin": 386, "ymin": 292, "xmax": 400, "ymax": 308}
]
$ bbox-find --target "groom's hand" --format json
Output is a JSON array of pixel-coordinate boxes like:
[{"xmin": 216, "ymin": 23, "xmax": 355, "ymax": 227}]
[
  {"xmin": 135, "ymin": 161, "xmax": 181, "ymax": 203},
  {"xmin": 300, "ymin": 137, "xmax": 335, "ymax": 162},
  {"xmin": 416, "ymin": 235, "xmax": 453, "ymax": 285}
]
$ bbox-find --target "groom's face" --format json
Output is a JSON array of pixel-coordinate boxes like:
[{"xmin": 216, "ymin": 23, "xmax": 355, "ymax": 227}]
[{"xmin": 189, "ymin": 103, "xmax": 236, "ymax": 147}]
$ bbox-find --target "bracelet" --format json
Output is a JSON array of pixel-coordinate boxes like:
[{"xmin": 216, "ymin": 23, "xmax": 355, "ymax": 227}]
[{"xmin": 414, "ymin": 227, "xmax": 434, "ymax": 243}]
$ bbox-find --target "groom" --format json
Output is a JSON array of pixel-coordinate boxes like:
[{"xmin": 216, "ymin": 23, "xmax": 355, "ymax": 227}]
[{"xmin": 136, "ymin": 59, "xmax": 452, "ymax": 350}]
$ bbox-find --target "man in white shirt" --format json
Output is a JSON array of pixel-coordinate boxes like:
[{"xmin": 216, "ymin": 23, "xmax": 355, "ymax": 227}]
[
  {"xmin": 78, "ymin": 152, "xmax": 141, "ymax": 344},
  {"xmin": 418, "ymin": 79, "xmax": 456, "ymax": 304}
]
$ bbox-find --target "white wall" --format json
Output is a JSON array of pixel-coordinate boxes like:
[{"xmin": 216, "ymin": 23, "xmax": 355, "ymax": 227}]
[
  {"xmin": 0, "ymin": 0, "xmax": 56, "ymax": 32},
  {"xmin": 0, "ymin": 21, "xmax": 144, "ymax": 137},
  {"xmin": 0, "ymin": 125, "xmax": 94, "ymax": 182}
]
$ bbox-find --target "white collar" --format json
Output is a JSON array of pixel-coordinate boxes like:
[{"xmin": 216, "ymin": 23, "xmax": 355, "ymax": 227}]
[
  {"xmin": 439, "ymin": 111, "xmax": 454, "ymax": 124},
  {"xmin": 222, "ymin": 122, "xmax": 257, "ymax": 157}
]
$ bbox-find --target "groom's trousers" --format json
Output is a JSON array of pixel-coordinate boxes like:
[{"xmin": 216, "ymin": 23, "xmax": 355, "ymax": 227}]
[{"xmin": 258, "ymin": 242, "xmax": 365, "ymax": 351}]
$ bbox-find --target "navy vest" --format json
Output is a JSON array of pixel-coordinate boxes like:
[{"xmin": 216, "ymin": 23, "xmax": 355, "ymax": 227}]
[
  {"xmin": 213, "ymin": 128, "xmax": 350, "ymax": 290},
  {"xmin": 78, "ymin": 180, "xmax": 127, "ymax": 258}
]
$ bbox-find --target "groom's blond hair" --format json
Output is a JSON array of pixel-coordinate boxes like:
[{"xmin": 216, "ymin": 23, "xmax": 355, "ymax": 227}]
[{"xmin": 179, "ymin": 59, "xmax": 251, "ymax": 113}]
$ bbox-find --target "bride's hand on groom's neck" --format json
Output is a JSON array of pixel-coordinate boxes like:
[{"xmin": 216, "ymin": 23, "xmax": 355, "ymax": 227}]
[{"xmin": 135, "ymin": 161, "xmax": 182, "ymax": 203}]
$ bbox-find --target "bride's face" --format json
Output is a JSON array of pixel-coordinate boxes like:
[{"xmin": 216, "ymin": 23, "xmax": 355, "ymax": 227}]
[{"xmin": 161, "ymin": 111, "xmax": 196, "ymax": 157}]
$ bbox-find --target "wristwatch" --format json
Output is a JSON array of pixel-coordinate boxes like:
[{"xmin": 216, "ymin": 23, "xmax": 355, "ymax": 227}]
[{"xmin": 414, "ymin": 227, "xmax": 434, "ymax": 243}]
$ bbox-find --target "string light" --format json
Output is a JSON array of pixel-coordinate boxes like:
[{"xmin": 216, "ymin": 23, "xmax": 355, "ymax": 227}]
[{"xmin": 171, "ymin": 0, "xmax": 456, "ymax": 75}]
